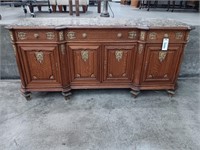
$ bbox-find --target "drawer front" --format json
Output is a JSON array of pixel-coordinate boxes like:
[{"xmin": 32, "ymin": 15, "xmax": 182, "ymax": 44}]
[
  {"xmin": 103, "ymin": 45, "xmax": 137, "ymax": 83},
  {"xmin": 66, "ymin": 29, "xmax": 139, "ymax": 41},
  {"xmin": 68, "ymin": 45, "xmax": 101, "ymax": 83},
  {"xmin": 14, "ymin": 30, "xmax": 58, "ymax": 42},
  {"xmin": 146, "ymin": 30, "xmax": 186, "ymax": 43}
]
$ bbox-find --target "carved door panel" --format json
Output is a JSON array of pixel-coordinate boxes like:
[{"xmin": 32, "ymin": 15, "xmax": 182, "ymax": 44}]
[
  {"xmin": 142, "ymin": 44, "xmax": 182, "ymax": 84},
  {"xmin": 103, "ymin": 45, "xmax": 136, "ymax": 82},
  {"xmin": 20, "ymin": 46, "xmax": 61, "ymax": 87},
  {"xmin": 69, "ymin": 45, "xmax": 100, "ymax": 83}
]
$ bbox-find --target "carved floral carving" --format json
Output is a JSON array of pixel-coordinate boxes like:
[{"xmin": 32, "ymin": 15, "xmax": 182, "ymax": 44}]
[
  {"xmin": 9, "ymin": 31, "xmax": 14, "ymax": 41},
  {"xmin": 115, "ymin": 50, "xmax": 123, "ymax": 62},
  {"xmin": 122, "ymin": 73, "xmax": 126, "ymax": 77},
  {"xmin": 175, "ymin": 32, "xmax": 183, "ymax": 40},
  {"xmin": 60, "ymin": 44, "xmax": 65, "ymax": 55},
  {"xmin": 138, "ymin": 44, "xmax": 144, "ymax": 54},
  {"xmin": 46, "ymin": 32, "xmax": 55, "ymax": 40},
  {"xmin": 81, "ymin": 50, "xmax": 89, "ymax": 62},
  {"xmin": 140, "ymin": 31, "xmax": 146, "ymax": 40},
  {"xmin": 18, "ymin": 32, "xmax": 26, "ymax": 40},
  {"xmin": 59, "ymin": 31, "xmax": 64, "ymax": 41},
  {"xmin": 128, "ymin": 31, "xmax": 137, "ymax": 39},
  {"xmin": 159, "ymin": 51, "xmax": 167, "ymax": 62},
  {"xmin": 35, "ymin": 52, "xmax": 44, "ymax": 63},
  {"xmin": 91, "ymin": 74, "xmax": 95, "ymax": 78},
  {"xmin": 109, "ymin": 73, "xmax": 113, "ymax": 77},
  {"xmin": 76, "ymin": 74, "xmax": 81, "ymax": 78},
  {"xmin": 49, "ymin": 75, "xmax": 54, "ymax": 79},
  {"xmin": 33, "ymin": 76, "xmax": 37, "ymax": 79},
  {"xmin": 149, "ymin": 32, "xmax": 157, "ymax": 40},
  {"xmin": 67, "ymin": 31, "xmax": 76, "ymax": 39},
  {"xmin": 12, "ymin": 45, "xmax": 17, "ymax": 55}
]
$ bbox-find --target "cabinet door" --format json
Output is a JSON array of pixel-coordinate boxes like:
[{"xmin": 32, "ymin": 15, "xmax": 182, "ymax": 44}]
[
  {"xmin": 69, "ymin": 45, "xmax": 100, "ymax": 83},
  {"xmin": 142, "ymin": 44, "xmax": 183, "ymax": 84},
  {"xmin": 103, "ymin": 45, "xmax": 136, "ymax": 82},
  {"xmin": 20, "ymin": 46, "xmax": 61, "ymax": 88}
]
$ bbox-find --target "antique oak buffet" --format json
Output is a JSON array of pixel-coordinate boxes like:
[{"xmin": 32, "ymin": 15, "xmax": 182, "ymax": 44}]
[{"xmin": 7, "ymin": 18, "xmax": 191, "ymax": 100}]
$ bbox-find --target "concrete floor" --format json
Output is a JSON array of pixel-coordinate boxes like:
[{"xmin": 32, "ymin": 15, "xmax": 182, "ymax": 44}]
[
  {"xmin": 0, "ymin": 2, "xmax": 200, "ymax": 25},
  {"xmin": 0, "ymin": 78, "xmax": 200, "ymax": 150},
  {"xmin": 0, "ymin": 2, "xmax": 200, "ymax": 150}
]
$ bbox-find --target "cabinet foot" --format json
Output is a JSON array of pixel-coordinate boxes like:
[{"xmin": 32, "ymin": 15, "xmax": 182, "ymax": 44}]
[
  {"xmin": 130, "ymin": 90, "xmax": 140, "ymax": 98},
  {"xmin": 22, "ymin": 92, "xmax": 32, "ymax": 101},
  {"xmin": 167, "ymin": 90, "xmax": 175, "ymax": 97},
  {"xmin": 62, "ymin": 91, "xmax": 72, "ymax": 100}
]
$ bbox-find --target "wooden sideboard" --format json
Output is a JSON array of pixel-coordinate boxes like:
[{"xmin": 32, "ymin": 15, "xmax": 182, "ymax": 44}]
[{"xmin": 7, "ymin": 18, "xmax": 191, "ymax": 100}]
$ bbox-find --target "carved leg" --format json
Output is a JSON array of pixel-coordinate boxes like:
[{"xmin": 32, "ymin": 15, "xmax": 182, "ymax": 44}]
[
  {"xmin": 21, "ymin": 91, "xmax": 32, "ymax": 101},
  {"xmin": 167, "ymin": 90, "xmax": 175, "ymax": 97},
  {"xmin": 62, "ymin": 91, "xmax": 72, "ymax": 100},
  {"xmin": 130, "ymin": 90, "xmax": 140, "ymax": 98}
]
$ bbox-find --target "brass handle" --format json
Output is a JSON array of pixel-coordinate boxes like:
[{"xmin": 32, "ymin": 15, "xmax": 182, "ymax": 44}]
[
  {"xmin": 117, "ymin": 33, "xmax": 122, "ymax": 38},
  {"xmin": 82, "ymin": 33, "xmax": 87, "ymax": 38},
  {"xmin": 34, "ymin": 33, "xmax": 39, "ymax": 39},
  {"xmin": 164, "ymin": 33, "xmax": 169, "ymax": 38}
]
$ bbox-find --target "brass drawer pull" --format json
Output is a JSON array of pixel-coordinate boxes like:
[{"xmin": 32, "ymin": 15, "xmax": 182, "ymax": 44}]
[
  {"xmin": 34, "ymin": 33, "xmax": 39, "ymax": 39},
  {"xmin": 117, "ymin": 33, "xmax": 122, "ymax": 38},
  {"xmin": 82, "ymin": 33, "xmax": 87, "ymax": 38}
]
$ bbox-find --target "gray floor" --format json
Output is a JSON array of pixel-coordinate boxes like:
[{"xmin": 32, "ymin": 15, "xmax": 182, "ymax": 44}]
[
  {"xmin": 0, "ymin": 2, "xmax": 200, "ymax": 25},
  {"xmin": 0, "ymin": 2, "xmax": 200, "ymax": 150},
  {"xmin": 0, "ymin": 78, "xmax": 200, "ymax": 150}
]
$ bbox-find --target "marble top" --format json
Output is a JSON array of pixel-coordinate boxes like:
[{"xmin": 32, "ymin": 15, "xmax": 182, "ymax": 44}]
[{"xmin": 8, "ymin": 18, "xmax": 190, "ymax": 29}]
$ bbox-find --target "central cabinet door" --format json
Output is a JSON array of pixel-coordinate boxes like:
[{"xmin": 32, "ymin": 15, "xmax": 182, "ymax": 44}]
[
  {"xmin": 103, "ymin": 45, "xmax": 136, "ymax": 83},
  {"xmin": 69, "ymin": 45, "xmax": 100, "ymax": 83}
]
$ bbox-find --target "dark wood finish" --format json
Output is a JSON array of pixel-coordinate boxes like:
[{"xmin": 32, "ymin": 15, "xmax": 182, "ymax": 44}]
[
  {"xmin": 75, "ymin": 0, "xmax": 80, "ymax": 16},
  {"xmin": 9, "ymin": 26, "xmax": 190, "ymax": 100},
  {"xmin": 69, "ymin": 0, "xmax": 73, "ymax": 15}
]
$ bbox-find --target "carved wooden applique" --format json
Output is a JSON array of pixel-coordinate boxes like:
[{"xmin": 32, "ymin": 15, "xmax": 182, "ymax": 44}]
[
  {"xmin": 175, "ymin": 32, "xmax": 183, "ymax": 40},
  {"xmin": 115, "ymin": 50, "xmax": 123, "ymax": 62},
  {"xmin": 60, "ymin": 44, "xmax": 65, "ymax": 55},
  {"xmin": 138, "ymin": 44, "xmax": 144, "ymax": 54},
  {"xmin": 12, "ymin": 45, "xmax": 17, "ymax": 55},
  {"xmin": 46, "ymin": 32, "xmax": 55, "ymax": 40},
  {"xmin": 149, "ymin": 32, "xmax": 157, "ymax": 40},
  {"xmin": 35, "ymin": 52, "xmax": 44, "ymax": 63},
  {"xmin": 59, "ymin": 31, "xmax": 64, "ymax": 41},
  {"xmin": 140, "ymin": 31, "xmax": 146, "ymax": 40},
  {"xmin": 81, "ymin": 50, "xmax": 89, "ymax": 62},
  {"xmin": 67, "ymin": 31, "xmax": 76, "ymax": 39},
  {"xmin": 49, "ymin": 75, "xmax": 54, "ymax": 79},
  {"xmin": 91, "ymin": 74, "xmax": 95, "ymax": 78},
  {"xmin": 18, "ymin": 32, "xmax": 26, "ymax": 40},
  {"xmin": 128, "ymin": 31, "xmax": 137, "ymax": 39},
  {"xmin": 9, "ymin": 31, "xmax": 14, "ymax": 41},
  {"xmin": 34, "ymin": 33, "xmax": 39, "ymax": 39},
  {"xmin": 159, "ymin": 51, "xmax": 167, "ymax": 62}
]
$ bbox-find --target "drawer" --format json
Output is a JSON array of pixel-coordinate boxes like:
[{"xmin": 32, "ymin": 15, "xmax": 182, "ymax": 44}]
[
  {"xmin": 14, "ymin": 30, "xmax": 58, "ymax": 42},
  {"xmin": 146, "ymin": 30, "xmax": 187, "ymax": 43},
  {"xmin": 65, "ymin": 29, "xmax": 139, "ymax": 41}
]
